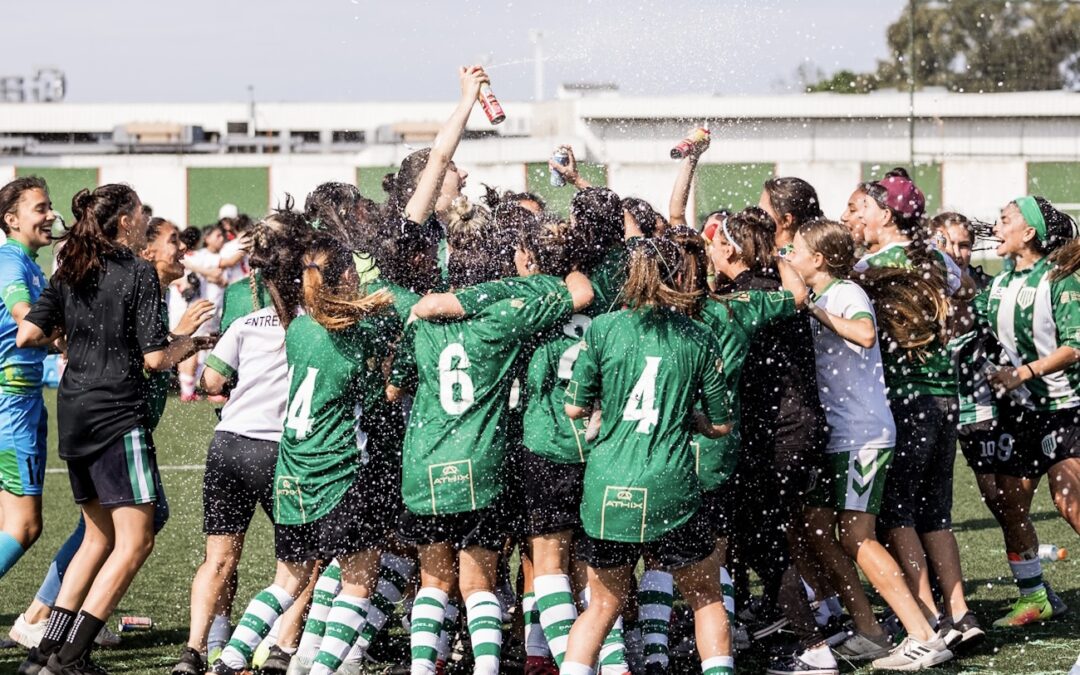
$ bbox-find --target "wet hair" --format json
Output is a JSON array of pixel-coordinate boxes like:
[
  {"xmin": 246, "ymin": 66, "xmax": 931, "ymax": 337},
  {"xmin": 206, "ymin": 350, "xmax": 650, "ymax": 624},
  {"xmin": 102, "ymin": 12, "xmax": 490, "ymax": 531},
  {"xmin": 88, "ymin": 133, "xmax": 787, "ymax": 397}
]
[
  {"xmin": 519, "ymin": 214, "xmax": 576, "ymax": 277},
  {"xmin": 857, "ymin": 266, "xmax": 949, "ymax": 361},
  {"xmin": 305, "ymin": 181, "xmax": 379, "ymax": 254},
  {"xmin": 859, "ymin": 167, "xmax": 938, "ymax": 273},
  {"xmin": 571, "ymin": 187, "xmax": 623, "ymax": 269},
  {"xmin": 0, "ymin": 176, "xmax": 49, "ymax": 235},
  {"xmin": 248, "ymin": 195, "xmax": 311, "ymax": 329},
  {"xmin": 373, "ymin": 212, "xmax": 442, "ymax": 293},
  {"xmin": 482, "ymin": 185, "xmax": 546, "ymax": 213},
  {"xmin": 797, "ymin": 219, "xmax": 856, "ymax": 279},
  {"xmin": 1013, "ymin": 196, "xmax": 1077, "ymax": 257},
  {"xmin": 300, "ymin": 232, "xmax": 392, "ymax": 332},
  {"xmin": 621, "ymin": 197, "xmax": 659, "ymax": 238},
  {"xmin": 763, "ymin": 177, "xmax": 823, "ymax": 230},
  {"xmin": 445, "ymin": 197, "xmax": 502, "ymax": 288},
  {"xmin": 179, "ymin": 226, "xmax": 201, "ymax": 250},
  {"xmin": 56, "ymin": 184, "xmax": 140, "ymax": 287},
  {"xmin": 717, "ymin": 206, "xmax": 776, "ymax": 272},
  {"xmin": 663, "ymin": 225, "xmax": 708, "ymax": 316},
  {"xmin": 623, "ymin": 236, "xmax": 700, "ymax": 315},
  {"xmin": 382, "ymin": 148, "xmax": 432, "ymax": 218}
]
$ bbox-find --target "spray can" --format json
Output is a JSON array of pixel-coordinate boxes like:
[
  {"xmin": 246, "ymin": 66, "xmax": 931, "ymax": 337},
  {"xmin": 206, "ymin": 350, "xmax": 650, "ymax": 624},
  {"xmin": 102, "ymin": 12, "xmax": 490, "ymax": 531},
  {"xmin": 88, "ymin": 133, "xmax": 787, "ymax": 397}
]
[
  {"xmin": 550, "ymin": 147, "xmax": 570, "ymax": 187},
  {"xmin": 478, "ymin": 84, "xmax": 505, "ymax": 125},
  {"xmin": 1039, "ymin": 544, "xmax": 1068, "ymax": 561},
  {"xmin": 118, "ymin": 616, "xmax": 153, "ymax": 632},
  {"xmin": 670, "ymin": 126, "xmax": 710, "ymax": 159}
]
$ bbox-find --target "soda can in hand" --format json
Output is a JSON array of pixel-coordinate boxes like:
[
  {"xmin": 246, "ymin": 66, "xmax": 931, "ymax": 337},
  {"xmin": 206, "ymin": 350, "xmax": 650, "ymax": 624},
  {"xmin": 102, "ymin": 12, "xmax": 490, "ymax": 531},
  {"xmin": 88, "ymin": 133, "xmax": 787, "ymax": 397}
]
[{"xmin": 550, "ymin": 147, "xmax": 570, "ymax": 187}]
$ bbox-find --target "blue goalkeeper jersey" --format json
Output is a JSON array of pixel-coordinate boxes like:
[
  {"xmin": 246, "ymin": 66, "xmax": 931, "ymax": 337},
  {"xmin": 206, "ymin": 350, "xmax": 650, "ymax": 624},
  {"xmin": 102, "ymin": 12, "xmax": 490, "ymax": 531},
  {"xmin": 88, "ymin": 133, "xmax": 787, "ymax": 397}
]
[{"xmin": 0, "ymin": 239, "xmax": 48, "ymax": 394}]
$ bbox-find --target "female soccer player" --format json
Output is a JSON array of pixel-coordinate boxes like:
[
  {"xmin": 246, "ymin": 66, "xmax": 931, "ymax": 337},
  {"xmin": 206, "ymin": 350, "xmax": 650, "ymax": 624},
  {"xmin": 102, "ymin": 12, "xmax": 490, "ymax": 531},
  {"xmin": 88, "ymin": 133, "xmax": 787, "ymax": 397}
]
[
  {"xmin": 560, "ymin": 236, "xmax": 733, "ymax": 675},
  {"xmin": 210, "ymin": 233, "xmax": 396, "ymax": 675},
  {"xmin": 979, "ymin": 196, "xmax": 1080, "ymax": 626},
  {"xmin": 16, "ymin": 184, "xmax": 208, "ymax": 675},
  {"xmin": 787, "ymin": 219, "xmax": 955, "ymax": 670}
]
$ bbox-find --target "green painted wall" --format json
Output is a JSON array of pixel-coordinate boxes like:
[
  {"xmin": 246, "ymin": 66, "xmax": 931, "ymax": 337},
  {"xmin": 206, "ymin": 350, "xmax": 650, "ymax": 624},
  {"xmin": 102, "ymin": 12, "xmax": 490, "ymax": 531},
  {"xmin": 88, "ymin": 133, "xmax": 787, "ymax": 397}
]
[
  {"xmin": 694, "ymin": 163, "xmax": 775, "ymax": 225},
  {"xmin": 861, "ymin": 162, "xmax": 942, "ymax": 217},
  {"xmin": 15, "ymin": 167, "xmax": 99, "ymax": 275},
  {"xmin": 187, "ymin": 167, "xmax": 269, "ymax": 226},
  {"xmin": 525, "ymin": 162, "xmax": 608, "ymax": 218},
  {"xmin": 1028, "ymin": 162, "xmax": 1080, "ymax": 219},
  {"xmin": 356, "ymin": 166, "xmax": 398, "ymax": 204}
]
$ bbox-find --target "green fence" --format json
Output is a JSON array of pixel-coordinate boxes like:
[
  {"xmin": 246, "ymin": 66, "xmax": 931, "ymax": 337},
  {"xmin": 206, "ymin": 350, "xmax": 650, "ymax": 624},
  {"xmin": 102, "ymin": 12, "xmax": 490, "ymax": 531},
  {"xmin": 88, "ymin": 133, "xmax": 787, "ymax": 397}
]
[
  {"xmin": 1028, "ymin": 162, "xmax": 1080, "ymax": 220},
  {"xmin": 861, "ymin": 162, "xmax": 942, "ymax": 217},
  {"xmin": 356, "ymin": 165, "xmax": 398, "ymax": 204},
  {"xmin": 187, "ymin": 167, "xmax": 269, "ymax": 226},
  {"xmin": 694, "ymin": 163, "xmax": 775, "ymax": 226},
  {"xmin": 525, "ymin": 162, "xmax": 608, "ymax": 218}
]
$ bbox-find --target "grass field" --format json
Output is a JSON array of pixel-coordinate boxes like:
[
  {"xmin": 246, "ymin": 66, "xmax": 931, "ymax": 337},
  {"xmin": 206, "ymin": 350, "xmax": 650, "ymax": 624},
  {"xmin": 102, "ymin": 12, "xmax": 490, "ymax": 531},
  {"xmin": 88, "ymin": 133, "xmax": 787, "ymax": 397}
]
[{"xmin": 1, "ymin": 390, "xmax": 1079, "ymax": 674}]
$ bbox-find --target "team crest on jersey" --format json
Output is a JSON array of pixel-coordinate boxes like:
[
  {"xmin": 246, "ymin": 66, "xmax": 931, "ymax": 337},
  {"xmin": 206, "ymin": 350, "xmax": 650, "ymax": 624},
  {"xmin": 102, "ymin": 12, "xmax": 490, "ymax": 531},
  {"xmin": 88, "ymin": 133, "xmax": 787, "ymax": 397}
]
[
  {"xmin": 1062, "ymin": 291, "xmax": 1080, "ymax": 304},
  {"xmin": 1041, "ymin": 432, "xmax": 1058, "ymax": 459},
  {"xmin": 1016, "ymin": 287, "xmax": 1036, "ymax": 310}
]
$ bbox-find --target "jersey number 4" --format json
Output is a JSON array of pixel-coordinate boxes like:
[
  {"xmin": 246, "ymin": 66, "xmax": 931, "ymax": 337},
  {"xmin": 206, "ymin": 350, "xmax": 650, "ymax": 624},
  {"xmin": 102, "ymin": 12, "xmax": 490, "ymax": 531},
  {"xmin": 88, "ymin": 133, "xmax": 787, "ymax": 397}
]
[
  {"xmin": 285, "ymin": 366, "xmax": 319, "ymax": 440},
  {"xmin": 439, "ymin": 343, "xmax": 475, "ymax": 415},
  {"xmin": 623, "ymin": 356, "xmax": 661, "ymax": 433}
]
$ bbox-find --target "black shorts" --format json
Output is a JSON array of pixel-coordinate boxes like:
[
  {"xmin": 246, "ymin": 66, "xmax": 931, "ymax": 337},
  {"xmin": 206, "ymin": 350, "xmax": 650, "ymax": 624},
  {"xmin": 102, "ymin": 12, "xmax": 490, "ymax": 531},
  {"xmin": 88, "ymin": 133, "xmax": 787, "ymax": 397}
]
[
  {"xmin": 498, "ymin": 446, "xmax": 531, "ymax": 542},
  {"xmin": 700, "ymin": 486, "xmax": 734, "ymax": 539},
  {"xmin": 520, "ymin": 449, "xmax": 585, "ymax": 538},
  {"xmin": 999, "ymin": 407, "xmax": 1080, "ymax": 478},
  {"xmin": 878, "ymin": 395, "xmax": 957, "ymax": 533},
  {"xmin": 958, "ymin": 420, "xmax": 1005, "ymax": 475},
  {"xmin": 397, "ymin": 498, "xmax": 508, "ymax": 552},
  {"xmin": 576, "ymin": 506, "xmax": 714, "ymax": 572},
  {"xmin": 203, "ymin": 431, "xmax": 277, "ymax": 535},
  {"xmin": 274, "ymin": 473, "xmax": 392, "ymax": 562},
  {"xmin": 67, "ymin": 427, "xmax": 163, "ymax": 508}
]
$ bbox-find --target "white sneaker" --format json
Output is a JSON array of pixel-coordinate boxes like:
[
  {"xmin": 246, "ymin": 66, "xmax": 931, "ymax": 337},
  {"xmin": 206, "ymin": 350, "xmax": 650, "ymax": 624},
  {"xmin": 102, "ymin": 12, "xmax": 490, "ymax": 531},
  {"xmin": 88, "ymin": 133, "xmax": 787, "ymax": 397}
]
[
  {"xmin": 334, "ymin": 660, "xmax": 364, "ymax": 675},
  {"xmin": 871, "ymin": 635, "xmax": 953, "ymax": 671},
  {"xmin": 833, "ymin": 631, "xmax": 891, "ymax": 661},
  {"xmin": 8, "ymin": 614, "xmax": 46, "ymax": 649},
  {"xmin": 95, "ymin": 623, "xmax": 122, "ymax": 648},
  {"xmin": 1068, "ymin": 653, "xmax": 1080, "ymax": 675}
]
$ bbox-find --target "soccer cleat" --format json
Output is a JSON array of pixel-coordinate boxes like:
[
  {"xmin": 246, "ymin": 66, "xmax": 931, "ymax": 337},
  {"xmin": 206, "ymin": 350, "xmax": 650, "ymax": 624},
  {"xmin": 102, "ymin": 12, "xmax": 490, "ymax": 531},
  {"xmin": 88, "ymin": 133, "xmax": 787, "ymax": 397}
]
[
  {"xmin": 993, "ymin": 589, "xmax": 1053, "ymax": 627},
  {"xmin": 524, "ymin": 655, "xmax": 559, "ymax": 675},
  {"xmin": 93, "ymin": 625, "xmax": 121, "ymax": 649},
  {"xmin": 10, "ymin": 614, "xmax": 47, "ymax": 649},
  {"xmin": 870, "ymin": 635, "xmax": 953, "ymax": 671},
  {"xmin": 209, "ymin": 659, "xmax": 252, "ymax": 675},
  {"xmin": 45, "ymin": 653, "xmax": 109, "ymax": 675},
  {"xmin": 751, "ymin": 610, "xmax": 791, "ymax": 641},
  {"xmin": 170, "ymin": 647, "xmax": 205, "ymax": 675},
  {"xmin": 1046, "ymin": 582, "xmax": 1069, "ymax": 617},
  {"xmin": 765, "ymin": 653, "xmax": 839, "ymax": 675},
  {"xmin": 833, "ymin": 631, "xmax": 891, "ymax": 661},
  {"xmin": 822, "ymin": 617, "xmax": 854, "ymax": 648},
  {"xmin": 942, "ymin": 612, "xmax": 984, "ymax": 651},
  {"xmin": 16, "ymin": 646, "xmax": 52, "ymax": 675},
  {"xmin": 259, "ymin": 645, "xmax": 291, "ymax": 674}
]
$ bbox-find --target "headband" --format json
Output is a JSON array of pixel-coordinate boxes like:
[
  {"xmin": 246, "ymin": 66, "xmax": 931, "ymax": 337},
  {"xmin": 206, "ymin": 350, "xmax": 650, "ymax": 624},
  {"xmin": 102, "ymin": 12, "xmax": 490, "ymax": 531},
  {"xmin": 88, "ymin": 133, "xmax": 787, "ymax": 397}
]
[
  {"xmin": 719, "ymin": 216, "xmax": 743, "ymax": 254},
  {"xmin": 1014, "ymin": 196, "xmax": 1047, "ymax": 243}
]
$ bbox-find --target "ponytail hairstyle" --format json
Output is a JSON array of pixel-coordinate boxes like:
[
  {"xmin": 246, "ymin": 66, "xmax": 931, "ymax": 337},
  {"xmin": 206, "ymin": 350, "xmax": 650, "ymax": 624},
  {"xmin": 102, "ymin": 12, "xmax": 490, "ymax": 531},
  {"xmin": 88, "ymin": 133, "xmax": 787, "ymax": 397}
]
[
  {"xmin": 719, "ymin": 206, "xmax": 776, "ymax": 272},
  {"xmin": 0, "ymin": 176, "xmax": 49, "ymax": 234},
  {"xmin": 664, "ymin": 224, "xmax": 709, "ymax": 316},
  {"xmin": 622, "ymin": 236, "xmax": 701, "ymax": 316},
  {"xmin": 247, "ymin": 195, "xmax": 311, "ymax": 329},
  {"xmin": 490, "ymin": 200, "xmax": 537, "ymax": 278},
  {"xmin": 519, "ymin": 213, "xmax": 576, "ymax": 277},
  {"xmin": 621, "ymin": 197, "xmax": 659, "ymax": 238},
  {"xmin": 796, "ymin": 218, "xmax": 856, "ymax": 280},
  {"xmin": 304, "ymin": 181, "xmax": 380, "ymax": 254},
  {"xmin": 444, "ymin": 196, "xmax": 502, "ymax": 288},
  {"xmin": 382, "ymin": 148, "xmax": 432, "ymax": 219},
  {"xmin": 1020, "ymin": 196, "xmax": 1080, "ymax": 280},
  {"xmin": 571, "ymin": 187, "xmax": 623, "ymax": 269},
  {"xmin": 56, "ymin": 184, "xmax": 141, "ymax": 288},
  {"xmin": 763, "ymin": 176, "xmax": 823, "ymax": 231},
  {"xmin": 300, "ymin": 233, "xmax": 393, "ymax": 332},
  {"xmin": 856, "ymin": 266, "xmax": 950, "ymax": 362},
  {"xmin": 860, "ymin": 167, "xmax": 939, "ymax": 275}
]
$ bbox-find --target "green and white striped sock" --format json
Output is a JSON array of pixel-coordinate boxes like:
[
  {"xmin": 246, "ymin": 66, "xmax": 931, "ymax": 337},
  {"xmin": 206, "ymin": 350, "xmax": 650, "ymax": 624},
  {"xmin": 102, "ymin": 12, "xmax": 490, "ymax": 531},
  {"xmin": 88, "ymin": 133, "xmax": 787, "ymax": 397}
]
[
  {"xmin": 348, "ymin": 552, "xmax": 415, "ymax": 659},
  {"xmin": 720, "ymin": 567, "xmax": 735, "ymax": 620},
  {"xmin": 581, "ymin": 587, "xmax": 628, "ymax": 675},
  {"xmin": 701, "ymin": 655, "xmax": 735, "ymax": 674},
  {"xmin": 220, "ymin": 584, "xmax": 294, "ymax": 668},
  {"xmin": 535, "ymin": 574, "xmax": 577, "ymax": 667},
  {"xmin": 523, "ymin": 591, "xmax": 551, "ymax": 657},
  {"xmin": 639, "ymin": 570, "xmax": 674, "ymax": 668},
  {"xmin": 410, "ymin": 587, "xmax": 448, "ymax": 675},
  {"xmin": 435, "ymin": 599, "xmax": 460, "ymax": 669},
  {"xmin": 309, "ymin": 594, "xmax": 370, "ymax": 675},
  {"xmin": 295, "ymin": 560, "xmax": 343, "ymax": 661},
  {"xmin": 466, "ymin": 591, "xmax": 504, "ymax": 675}
]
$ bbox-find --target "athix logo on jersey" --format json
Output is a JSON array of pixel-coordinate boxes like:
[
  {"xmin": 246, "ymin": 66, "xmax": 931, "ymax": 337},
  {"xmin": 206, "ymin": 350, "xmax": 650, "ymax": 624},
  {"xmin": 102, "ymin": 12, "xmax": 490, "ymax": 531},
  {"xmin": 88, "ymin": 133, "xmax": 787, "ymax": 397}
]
[
  {"xmin": 428, "ymin": 459, "xmax": 476, "ymax": 514},
  {"xmin": 600, "ymin": 485, "xmax": 648, "ymax": 541},
  {"xmin": 275, "ymin": 475, "xmax": 305, "ymax": 522},
  {"xmin": 1016, "ymin": 287, "xmax": 1037, "ymax": 310},
  {"xmin": 1041, "ymin": 432, "xmax": 1058, "ymax": 459}
]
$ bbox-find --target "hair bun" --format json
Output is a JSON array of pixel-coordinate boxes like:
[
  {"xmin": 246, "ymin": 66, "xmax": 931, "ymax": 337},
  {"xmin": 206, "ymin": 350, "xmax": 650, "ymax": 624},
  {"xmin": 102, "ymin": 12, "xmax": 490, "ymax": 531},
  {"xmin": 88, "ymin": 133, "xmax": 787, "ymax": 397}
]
[{"xmin": 70, "ymin": 188, "xmax": 95, "ymax": 221}]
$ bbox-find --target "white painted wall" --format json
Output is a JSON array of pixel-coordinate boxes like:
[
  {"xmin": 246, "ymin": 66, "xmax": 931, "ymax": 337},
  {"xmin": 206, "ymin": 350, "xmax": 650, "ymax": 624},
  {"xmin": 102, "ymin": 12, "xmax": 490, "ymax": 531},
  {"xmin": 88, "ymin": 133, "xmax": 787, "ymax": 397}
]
[
  {"xmin": 940, "ymin": 160, "xmax": 1027, "ymax": 224},
  {"xmin": 98, "ymin": 161, "xmax": 187, "ymax": 225},
  {"xmin": 269, "ymin": 161, "xmax": 356, "ymax": 212},
  {"xmin": 775, "ymin": 161, "xmax": 863, "ymax": 219}
]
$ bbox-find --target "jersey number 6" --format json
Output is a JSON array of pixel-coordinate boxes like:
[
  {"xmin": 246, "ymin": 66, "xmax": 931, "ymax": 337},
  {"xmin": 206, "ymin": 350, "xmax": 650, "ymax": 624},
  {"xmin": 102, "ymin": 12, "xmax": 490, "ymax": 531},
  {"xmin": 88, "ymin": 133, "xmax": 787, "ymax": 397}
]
[{"xmin": 439, "ymin": 343, "xmax": 475, "ymax": 415}]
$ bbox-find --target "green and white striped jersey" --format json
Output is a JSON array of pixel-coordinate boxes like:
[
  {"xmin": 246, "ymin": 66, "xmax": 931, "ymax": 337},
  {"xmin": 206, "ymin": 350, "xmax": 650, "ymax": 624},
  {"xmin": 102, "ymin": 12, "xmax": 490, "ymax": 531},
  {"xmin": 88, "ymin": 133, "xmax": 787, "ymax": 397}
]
[
  {"xmin": 949, "ymin": 328, "xmax": 1000, "ymax": 426},
  {"xmin": 979, "ymin": 256, "xmax": 1080, "ymax": 412}
]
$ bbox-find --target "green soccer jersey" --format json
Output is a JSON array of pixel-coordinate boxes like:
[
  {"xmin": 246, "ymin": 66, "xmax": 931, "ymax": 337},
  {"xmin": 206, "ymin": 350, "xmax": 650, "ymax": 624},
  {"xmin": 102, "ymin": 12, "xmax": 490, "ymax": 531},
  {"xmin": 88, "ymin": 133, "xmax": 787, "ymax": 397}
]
[
  {"xmin": 949, "ymin": 328, "xmax": 999, "ymax": 426},
  {"xmin": 854, "ymin": 242, "xmax": 958, "ymax": 398},
  {"xmin": 566, "ymin": 308, "xmax": 730, "ymax": 543},
  {"xmin": 220, "ymin": 272, "xmax": 274, "ymax": 336},
  {"xmin": 275, "ymin": 313, "xmax": 395, "ymax": 525},
  {"xmin": 400, "ymin": 275, "xmax": 573, "ymax": 515},
  {"xmin": 694, "ymin": 290, "xmax": 796, "ymax": 489},
  {"xmin": 368, "ymin": 279, "xmax": 421, "ymax": 324},
  {"xmin": 980, "ymin": 257, "xmax": 1080, "ymax": 412},
  {"xmin": 588, "ymin": 244, "xmax": 629, "ymax": 316},
  {"xmin": 142, "ymin": 302, "xmax": 171, "ymax": 432}
]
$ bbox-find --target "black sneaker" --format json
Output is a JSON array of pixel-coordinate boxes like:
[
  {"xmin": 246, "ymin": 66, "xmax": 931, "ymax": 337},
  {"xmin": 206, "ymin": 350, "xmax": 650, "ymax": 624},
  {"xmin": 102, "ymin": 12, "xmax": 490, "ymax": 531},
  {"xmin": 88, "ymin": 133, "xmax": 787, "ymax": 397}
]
[
  {"xmin": 822, "ymin": 616, "xmax": 854, "ymax": 647},
  {"xmin": 208, "ymin": 659, "xmax": 248, "ymax": 675},
  {"xmin": 171, "ymin": 646, "xmax": 206, "ymax": 675},
  {"xmin": 765, "ymin": 652, "xmax": 839, "ymax": 675},
  {"xmin": 45, "ymin": 652, "xmax": 109, "ymax": 675},
  {"xmin": 17, "ymin": 646, "xmax": 53, "ymax": 675},
  {"xmin": 259, "ymin": 645, "xmax": 291, "ymax": 674},
  {"xmin": 943, "ymin": 612, "xmax": 985, "ymax": 651}
]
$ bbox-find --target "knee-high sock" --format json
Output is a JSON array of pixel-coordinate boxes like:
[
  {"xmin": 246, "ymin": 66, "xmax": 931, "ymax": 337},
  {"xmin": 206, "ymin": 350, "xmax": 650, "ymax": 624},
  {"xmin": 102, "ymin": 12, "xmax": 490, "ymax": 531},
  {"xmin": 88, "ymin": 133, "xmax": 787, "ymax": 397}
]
[
  {"xmin": 220, "ymin": 585, "xmax": 294, "ymax": 668},
  {"xmin": 309, "ymin": 594, "xmax": 370, "ymax": 675},
  {"xmin": 295, "ymin": 560, "xmax": 343, "ymax": 661},
  {"xmin": 34, "ymin": 518, "xmax": 85, "ymax": 605},
  {"xmin": 523, "ymin": 591, "xmax": 552, "ymax": 657},
  {"xmin": 720, "ymin": 566, "xmax": 735, "ymax": 620},
  {"xmin": 581, "ymin": 587, "xmax": 629, "ymax": 675},
  {"xmin": 348, "ymin": 552, "xmax": 415, "ymax": 658},
  {"xmin": 0, "ymin": 532, "xmax": 26, "ymax": 578},
  {"xmin": 638, "ymin": 570, "xmax": 674, "ymax": 668},
  {"xmin": 466, "ymin": 591, "xmax": 504, "ymax": 675},
  {"xmin": 410, "ymin": 587, "xmax": 448, "ymax": 675},
  {"xmin": 535, "ymin": 574, "xmax": 577, "ymax": 667},
  {"xmin": 435, "ymin": 599, "xmax": 460, "ymax": 668}
]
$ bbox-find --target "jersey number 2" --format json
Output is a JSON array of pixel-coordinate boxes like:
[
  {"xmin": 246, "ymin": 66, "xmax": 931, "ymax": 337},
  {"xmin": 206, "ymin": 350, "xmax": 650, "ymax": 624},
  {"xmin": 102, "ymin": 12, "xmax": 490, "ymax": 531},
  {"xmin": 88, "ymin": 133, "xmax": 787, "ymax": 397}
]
[
  {"xmin": 623, "ymin": 356, "xmax": 661, "ymax": 433},
  {"xmin": 285, "ymin": 366, "xmax": 319, "ymax": 440},
  {"xmin": 439, "ymin": 343, "xmax": 474, "ymax": 415}
]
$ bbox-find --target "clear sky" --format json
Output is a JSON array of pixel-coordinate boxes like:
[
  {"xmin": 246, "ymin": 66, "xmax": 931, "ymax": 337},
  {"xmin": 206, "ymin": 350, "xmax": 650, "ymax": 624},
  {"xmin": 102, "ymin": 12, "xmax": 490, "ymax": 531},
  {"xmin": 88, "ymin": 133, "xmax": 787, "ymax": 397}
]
[{"xmin": 3, "ymin": 0, "xmax": 906, "ymax": 102}]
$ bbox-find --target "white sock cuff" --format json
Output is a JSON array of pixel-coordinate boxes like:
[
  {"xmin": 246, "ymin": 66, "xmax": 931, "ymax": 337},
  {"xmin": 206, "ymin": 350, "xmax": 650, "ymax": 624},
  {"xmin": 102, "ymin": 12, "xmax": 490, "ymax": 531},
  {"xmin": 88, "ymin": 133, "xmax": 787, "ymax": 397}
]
[
  {"xmin": 416, "ymin": 586, "xmax": 449, "ymax": 607},
  {"xmin": 560, "ymin": 661, "xmax": 596, "ymax": 675},
  {"xmin": 266, "ymin": 584, "xmax": 295, "ymax": 608},
  {"xmin": 465, "ymin": 591, "xmax": 501, "ymax": 613},
  {"xmin": 701, "ymin": 655, "xmax": 735, "ymax": 672}
]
